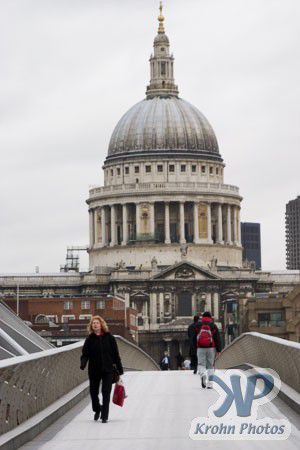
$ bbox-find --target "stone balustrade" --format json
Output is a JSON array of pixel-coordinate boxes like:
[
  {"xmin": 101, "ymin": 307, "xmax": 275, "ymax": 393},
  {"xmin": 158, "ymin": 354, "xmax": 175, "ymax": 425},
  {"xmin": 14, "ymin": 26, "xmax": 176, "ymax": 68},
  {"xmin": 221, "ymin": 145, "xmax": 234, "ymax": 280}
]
[
  {"xmin": 0, "ymin": 336, "xmax": 159, "ymax": 435},
  {"xmin": 89, "ymin": 181, "xmax": 240, "ymax": 198},
  {"xmin": 215, "ymin": 332, "xmax": 300, "ymax": 393}
]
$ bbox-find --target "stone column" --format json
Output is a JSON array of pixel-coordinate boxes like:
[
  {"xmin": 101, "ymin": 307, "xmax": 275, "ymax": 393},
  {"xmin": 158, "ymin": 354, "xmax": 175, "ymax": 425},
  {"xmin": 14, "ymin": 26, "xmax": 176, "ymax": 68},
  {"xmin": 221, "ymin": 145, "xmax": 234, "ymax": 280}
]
[
  {"xmin": 213, "ymin": 292, "xmax": 219, "ymax": 320},
  {"xmin": 89, "ymin": 209, "xmax": 94, "ymax": 248},
  {"xmin": 94, "ymin": 208, "xmax": 99, "ymax": 246},
  {"xmin": 135, "ymin": 203, "xmax": 140, "ymax": 239},
  {"xmin": 159, "ymin": 292, "xmax": 164, "ymax": 321},
  {"xmin": 206, "ymin": 293, "xmax": 212, "ymax": 312},
  {"xmin": 192, "ymin": 294, "xmax": 197, "ymax": 313},
  {"xmin": 179, "ymin": 201, "xmax": 186, "ymax": 244},
  {"xmin": 150, "ymin": 292, "xmax": 157, "ymax": 325},
  {"xmin": 237, "ymin": 207, "xmax": 241, "ymax": 245},
  {"xmin": 122, "ymin": 204, "xmax": 128, "ymax": 246},
  {"xmin": 217, "ymin": 203, "xmax": 223, "ymax": 244},
  {"xmin": 149, "ymin": 202, "xmax": 155, "ymax": 239},
  {"xmin": 101, "ymin": 207, "xmax": 106, "ymax": 247},
  {"xmin": 207, "ymin": 203, "xmax": 213, "ymax": 243},
  {"xmin": 110, "ymin": 204, "xmax": 117, "ymax": 246},
  {"xmin": 124, "ymin": 292, "xmax": 130, "ymax": 328},
  {"xmin": 233, "ymin": 206, "xmax": 238, "ymax": 245},
  {"xmin": 226, "ymin": 204, "xmax": 232, "ymax": 245},
  {"xmin": 193, "ymin": 202, "xmax": 200, "ymax": 244},
  {"xmin": 164, "ymin": 202, "xmax": 171, "ymax": 244}
]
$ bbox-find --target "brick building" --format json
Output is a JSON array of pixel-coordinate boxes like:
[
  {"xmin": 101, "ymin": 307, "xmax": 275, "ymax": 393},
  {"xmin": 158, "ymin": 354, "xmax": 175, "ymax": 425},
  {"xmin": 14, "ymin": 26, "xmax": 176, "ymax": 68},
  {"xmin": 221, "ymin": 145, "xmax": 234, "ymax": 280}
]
[{"xmin": 4, "ymin": 293, "xmax": 138, "ymax": 346}]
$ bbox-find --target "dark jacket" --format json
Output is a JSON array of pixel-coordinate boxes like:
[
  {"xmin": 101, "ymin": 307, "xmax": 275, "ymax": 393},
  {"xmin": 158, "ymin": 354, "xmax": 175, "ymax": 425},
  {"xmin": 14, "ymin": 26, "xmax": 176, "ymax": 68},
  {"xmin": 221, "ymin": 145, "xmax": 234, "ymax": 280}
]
[
  {"xmin": 195, "ymin": 317, "xmax": 222, "ymax": 352},
  {"xmin": 188, "ymin": 322, "xmax": 199, "ymax": 355},
  {"xmin": 80, "ymin": 332, "xmax": 124, "ymax": 378}
]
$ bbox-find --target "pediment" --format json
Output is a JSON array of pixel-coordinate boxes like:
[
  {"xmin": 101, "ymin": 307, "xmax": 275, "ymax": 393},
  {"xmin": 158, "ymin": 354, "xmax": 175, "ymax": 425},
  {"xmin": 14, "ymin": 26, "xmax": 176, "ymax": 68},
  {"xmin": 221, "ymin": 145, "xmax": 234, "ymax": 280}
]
[
  {"xmin": 131, "ymin": 290, "xmax": 150, "ymax": 299},
  {"xmin": 152, "ymin": 261, "xmax": 220, "ymax": 281}
]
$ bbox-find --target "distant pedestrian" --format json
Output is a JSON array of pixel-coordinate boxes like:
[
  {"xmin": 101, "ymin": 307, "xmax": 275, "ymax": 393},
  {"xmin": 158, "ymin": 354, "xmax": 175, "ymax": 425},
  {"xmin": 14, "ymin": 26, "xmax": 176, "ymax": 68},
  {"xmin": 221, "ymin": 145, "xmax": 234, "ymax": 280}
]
[
  {"xmin": 160, "ymin": 351, "xmax": 170, "ymax": 370},
  {"xmin": 80, "ymin": 315, "xmax": 124, "ymax": 422},
  {"xmin": 183, "ymin": 358, "xmax": 191, "ymax": 370},
  {"xmin": 196, "ymin": 312, "xmax": 221, "ymax": 388},
  {"xmin": 187, "ymin": 315, "xmax": 199, "ymax": 373},
  {"xmin": 176, "ymin": 352, "xmax": 184, "ymax": 369}
]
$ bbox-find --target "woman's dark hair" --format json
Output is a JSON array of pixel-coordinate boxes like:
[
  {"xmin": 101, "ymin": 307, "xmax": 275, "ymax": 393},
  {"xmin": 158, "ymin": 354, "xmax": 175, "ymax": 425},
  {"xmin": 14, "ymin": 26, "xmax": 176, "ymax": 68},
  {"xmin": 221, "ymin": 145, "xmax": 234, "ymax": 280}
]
[
  {"xmin": 202, "ymin": 311, "xmax": 212, "ymax": 318},
  {"xmin": 193, "ymin": 315, "xmax": 199, "ymax": 322}
]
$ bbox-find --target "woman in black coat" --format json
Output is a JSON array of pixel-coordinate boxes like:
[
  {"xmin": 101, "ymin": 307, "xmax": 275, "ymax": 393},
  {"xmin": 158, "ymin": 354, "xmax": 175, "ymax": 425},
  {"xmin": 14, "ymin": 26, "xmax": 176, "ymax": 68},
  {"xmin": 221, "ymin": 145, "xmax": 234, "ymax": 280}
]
[{"xmin": 80, "ymin": 315, "xmax": 124, "ymax": 423}]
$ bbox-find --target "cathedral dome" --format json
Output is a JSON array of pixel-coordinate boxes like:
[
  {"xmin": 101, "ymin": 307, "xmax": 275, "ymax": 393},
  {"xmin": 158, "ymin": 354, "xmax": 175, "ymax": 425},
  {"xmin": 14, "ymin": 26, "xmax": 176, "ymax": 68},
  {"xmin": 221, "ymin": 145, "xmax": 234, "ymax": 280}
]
[
  {"xmin": 106, "ymin": 3, "xmax": 221, "ymax": 163},
  {"xmin": 107, "ymin": 96, "xmax": 220, "ymax": 160}
]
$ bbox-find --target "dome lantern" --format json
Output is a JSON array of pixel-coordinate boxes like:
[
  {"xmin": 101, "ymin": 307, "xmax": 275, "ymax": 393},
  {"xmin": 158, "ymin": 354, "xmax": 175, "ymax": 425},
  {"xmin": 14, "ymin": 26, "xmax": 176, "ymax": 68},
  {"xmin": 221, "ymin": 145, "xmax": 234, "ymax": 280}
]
[{"xmin": 146, "ymin": 2, "xmax": 179, "ymax": 99}]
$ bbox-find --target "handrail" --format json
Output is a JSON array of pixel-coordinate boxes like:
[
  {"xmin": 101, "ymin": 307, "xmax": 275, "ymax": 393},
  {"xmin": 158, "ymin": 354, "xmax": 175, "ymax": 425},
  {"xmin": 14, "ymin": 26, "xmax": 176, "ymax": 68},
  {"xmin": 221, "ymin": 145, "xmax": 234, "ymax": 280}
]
[
  {"xmin": 215, "ymin": 332, "xmax": 300, "ymax": 393},
  {"xmin": 0, "ymin": 336, "xmax": 159, "ymax": 435}
]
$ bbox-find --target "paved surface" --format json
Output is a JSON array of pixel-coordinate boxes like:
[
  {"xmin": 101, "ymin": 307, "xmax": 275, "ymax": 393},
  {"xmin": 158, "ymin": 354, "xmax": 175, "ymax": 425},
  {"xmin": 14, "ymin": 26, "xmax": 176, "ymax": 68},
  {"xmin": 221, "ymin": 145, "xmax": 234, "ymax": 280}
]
[{"xmin": 20, "ymin": 371, "xmax": 300, "ymax": 450}]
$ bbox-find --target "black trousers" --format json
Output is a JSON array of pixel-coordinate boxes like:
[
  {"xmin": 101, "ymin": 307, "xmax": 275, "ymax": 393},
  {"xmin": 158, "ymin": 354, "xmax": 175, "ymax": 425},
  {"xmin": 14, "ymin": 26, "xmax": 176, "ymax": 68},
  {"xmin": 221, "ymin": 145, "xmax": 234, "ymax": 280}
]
[
  {"xmin": 191, "ymin": 354, "xmax": 198, "ymax": 371},
  {"xmin": 89, "ymin": 372, "xmax": 113, "ymax": 420}
]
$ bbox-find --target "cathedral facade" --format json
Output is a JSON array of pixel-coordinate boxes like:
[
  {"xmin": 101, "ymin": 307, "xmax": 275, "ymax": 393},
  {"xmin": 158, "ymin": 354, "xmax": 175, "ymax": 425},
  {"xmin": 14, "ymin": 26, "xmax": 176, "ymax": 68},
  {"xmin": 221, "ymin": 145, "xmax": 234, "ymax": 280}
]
[
  {"xmin": 1, "ymin": 5, "xmax": 298, "ymax": 366},
  {"xmin": 85, "ymin": 4, "xmax": 261, "ymax": 359}
]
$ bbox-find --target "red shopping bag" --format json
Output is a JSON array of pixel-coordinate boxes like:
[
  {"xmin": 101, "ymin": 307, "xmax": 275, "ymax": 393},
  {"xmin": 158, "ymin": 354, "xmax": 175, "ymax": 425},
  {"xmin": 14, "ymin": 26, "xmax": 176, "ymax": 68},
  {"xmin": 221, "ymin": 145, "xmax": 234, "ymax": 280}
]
[{"xmin": 113, "ymin": 381, "xmax": 125, "ymax": 407}]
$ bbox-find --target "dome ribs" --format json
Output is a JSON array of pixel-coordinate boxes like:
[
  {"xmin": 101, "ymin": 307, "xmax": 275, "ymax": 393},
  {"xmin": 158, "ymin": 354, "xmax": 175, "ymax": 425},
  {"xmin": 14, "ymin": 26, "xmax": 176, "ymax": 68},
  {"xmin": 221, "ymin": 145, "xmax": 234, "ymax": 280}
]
[{"xmin": 107, "ymin": 97, "xmax": 221, "ymax": 161}]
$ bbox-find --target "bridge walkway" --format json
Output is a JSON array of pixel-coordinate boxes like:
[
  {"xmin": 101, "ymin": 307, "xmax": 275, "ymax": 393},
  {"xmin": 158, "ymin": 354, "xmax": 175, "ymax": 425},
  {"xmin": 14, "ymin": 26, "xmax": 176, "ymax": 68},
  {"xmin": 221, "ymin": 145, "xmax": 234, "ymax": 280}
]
[{"xmin": 20, "ymin": 370, "xmax": 300, "ymax": 450}]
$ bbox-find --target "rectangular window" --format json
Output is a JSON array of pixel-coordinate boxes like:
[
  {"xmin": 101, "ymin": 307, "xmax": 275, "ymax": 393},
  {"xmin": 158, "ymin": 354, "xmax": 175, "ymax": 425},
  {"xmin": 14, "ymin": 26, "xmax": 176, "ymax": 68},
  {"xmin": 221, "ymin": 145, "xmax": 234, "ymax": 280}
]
[
  {"xmin": 81, "ymin": 300, "xmax": 90, "ymax": 310},
  {"xmin": 201, "ymin": 165, "xmax": 206, "ymax": 173},
  {"xmin": 181, "ymin": 164, "xmax": 186, "ymax": 172},
  {"xmin": 64, "ymin": 301, "xmax": 73, "ymax": 310},
  {"xmin": 258, "ymin": 312, "xmax": 284, "ymax": 327},
  {"xmin": 210, "ymin": 167, "xmax": 213, "ymax": 175},
  {"xmin": 110, "ymin": 169, "xmax": 113, "ymax": 176},
  {"xmin": 61, "ymin": 315, "xmax": 75, "ymax": 323},
  {"xmin": 192, "ymin": 165, "xmax": 197, "ymax": 173},
  {"xmin": 96, "ymin": 300, "xmax": 105, "ymax": 309},
  {"xmin": 161, "ymin": 62, "xmax": 166, "ymax": 76},
  {"xmin": 134, "ymin": 166, "xmax": 140, "ymax": 173},
  {"xmin": 157, "ymin": 164, "xmax": 163, "ymax": 172},
  {"xmin": 117, "ymin": 168, "xmax": 121, "ymax": 176},
  {"xmin": 125, "ymin": 166, "xmax": 129, "ymax": 174},
  {"xmin": 169, "ymin": 164, "xmax": 175, "ymax": 172},
  {"xmin": 79, "ymin": 314, "xmax": 92, "ymax": 320},
  {"xmin": 216, "ymin": 168, "xmax": 219, "ymax": 175},
  {"xmin": 145, "ymin": 165, "xmax": 151, "ymax": 173}
]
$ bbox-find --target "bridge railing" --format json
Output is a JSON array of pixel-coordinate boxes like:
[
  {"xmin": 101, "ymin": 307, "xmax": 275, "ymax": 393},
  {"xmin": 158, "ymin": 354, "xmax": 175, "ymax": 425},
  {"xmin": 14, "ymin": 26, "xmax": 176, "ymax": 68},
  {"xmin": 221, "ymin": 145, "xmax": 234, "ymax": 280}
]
[
  {"xmin": 215, "ymin": 332, "xmax": 300, "ymax": 393},
  {"xmin": 0, "ymin": 336, "xmax": 159, "ymax": 435}
]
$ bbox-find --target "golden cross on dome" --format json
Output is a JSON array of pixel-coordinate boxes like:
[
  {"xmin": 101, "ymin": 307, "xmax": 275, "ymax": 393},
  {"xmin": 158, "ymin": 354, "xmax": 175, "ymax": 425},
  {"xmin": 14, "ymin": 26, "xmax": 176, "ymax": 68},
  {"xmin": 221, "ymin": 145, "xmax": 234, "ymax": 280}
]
[{"xmin": 158, "ymin": 1, "xmax": 165, "ymax": 34}]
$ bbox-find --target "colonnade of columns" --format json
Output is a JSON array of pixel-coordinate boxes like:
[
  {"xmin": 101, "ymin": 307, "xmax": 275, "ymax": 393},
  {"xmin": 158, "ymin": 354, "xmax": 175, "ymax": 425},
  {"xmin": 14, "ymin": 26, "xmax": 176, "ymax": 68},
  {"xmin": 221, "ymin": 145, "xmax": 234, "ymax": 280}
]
[
  {"xmin": 89, "ymin": 201, "xmax": 241, "ymax": 248},
  {"xmin": 134, "ymin": 291, "xmax": 221, "ymax": 328}
]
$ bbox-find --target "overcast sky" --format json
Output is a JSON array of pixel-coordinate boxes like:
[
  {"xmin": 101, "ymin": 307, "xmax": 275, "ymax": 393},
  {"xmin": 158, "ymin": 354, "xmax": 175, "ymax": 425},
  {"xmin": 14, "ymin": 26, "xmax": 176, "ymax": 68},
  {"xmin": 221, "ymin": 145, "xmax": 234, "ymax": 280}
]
[{"xmin": 0, "ymin": 0, "xmax": 299, "ymax": 273}]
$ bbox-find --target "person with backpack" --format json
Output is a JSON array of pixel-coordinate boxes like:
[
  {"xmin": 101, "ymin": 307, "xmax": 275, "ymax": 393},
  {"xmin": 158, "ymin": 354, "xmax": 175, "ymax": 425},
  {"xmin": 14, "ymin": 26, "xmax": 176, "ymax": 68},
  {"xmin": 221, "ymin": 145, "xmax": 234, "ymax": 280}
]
[{"xmin": 196, "ymin": 311, "xmax": 221, "ymax": 388}]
